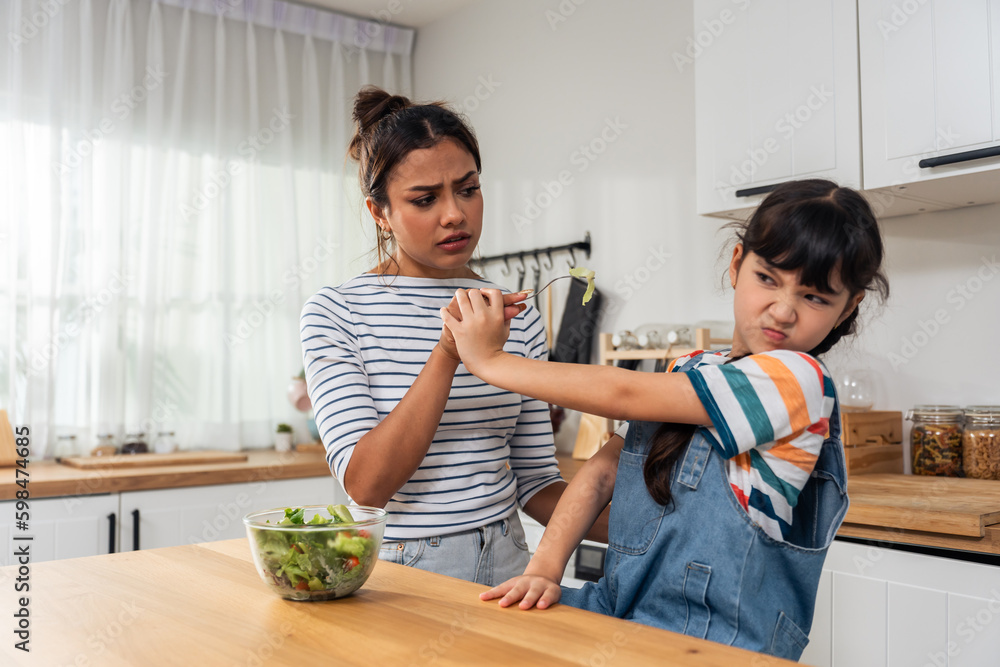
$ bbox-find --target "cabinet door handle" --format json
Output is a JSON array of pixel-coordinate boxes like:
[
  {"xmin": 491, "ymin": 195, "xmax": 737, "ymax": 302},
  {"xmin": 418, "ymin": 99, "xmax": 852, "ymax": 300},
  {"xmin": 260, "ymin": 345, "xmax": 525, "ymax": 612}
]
[
  {"xmin": 132, "ymin": 509, "xmax": 140, "ymax": 551},
  {"xmin": 107, "ymin": 513, "xmax": 116, "ymax": 554},
  {"xmin": 919, "ymin": 146, "xmax": 1000, "ymax": 168},
  {"xmin": 735, "ymin": 182, "xmax": 784, "ymax": 198}
]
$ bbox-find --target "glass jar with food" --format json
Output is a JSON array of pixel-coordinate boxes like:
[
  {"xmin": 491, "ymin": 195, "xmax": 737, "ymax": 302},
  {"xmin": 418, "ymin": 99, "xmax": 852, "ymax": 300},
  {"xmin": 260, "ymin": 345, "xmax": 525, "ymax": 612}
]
[
  {"xmin": 907, "ymin": 405, "xmax": 964, "ymax": 476},
  {"xmin": 962, "ymin": 406, "xmax": 1000, "ymax": 480},
  {"xmin": 121, "ymin": 432, "xmax": 149, "ymax": 455}
]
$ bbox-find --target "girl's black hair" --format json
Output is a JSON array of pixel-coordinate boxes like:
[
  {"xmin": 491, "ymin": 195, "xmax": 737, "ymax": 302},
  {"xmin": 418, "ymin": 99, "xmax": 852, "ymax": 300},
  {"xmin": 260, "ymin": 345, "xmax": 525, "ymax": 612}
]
[
  {"xmin": 347, "ymin": 86, "xmax": 481, "ymax": 274},
  {"xmin": 642, "ymin": 179, "xmax": 890, "ymax": 507}
]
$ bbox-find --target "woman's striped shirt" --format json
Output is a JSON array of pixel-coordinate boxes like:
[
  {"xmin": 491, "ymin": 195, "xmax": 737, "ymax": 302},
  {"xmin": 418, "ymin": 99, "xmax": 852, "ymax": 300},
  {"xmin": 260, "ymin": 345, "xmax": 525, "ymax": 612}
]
[{"xmin": 300, "ymin": 274, "xmax": 561, "ymax": 541}]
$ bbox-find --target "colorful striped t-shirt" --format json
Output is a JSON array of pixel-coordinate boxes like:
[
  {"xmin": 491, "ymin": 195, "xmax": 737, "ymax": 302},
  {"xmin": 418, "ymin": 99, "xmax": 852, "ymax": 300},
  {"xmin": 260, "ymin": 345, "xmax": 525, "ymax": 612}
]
[{"xmin": 619, "ymin": 349, "xmax": 835, "ymax": 542}]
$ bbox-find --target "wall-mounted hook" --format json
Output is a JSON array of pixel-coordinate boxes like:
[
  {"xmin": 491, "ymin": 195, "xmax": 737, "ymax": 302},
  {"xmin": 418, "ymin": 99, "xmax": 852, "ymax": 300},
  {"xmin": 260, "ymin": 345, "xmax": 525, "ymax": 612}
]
[
  {"xmin": 500, "ymin": 256, "xmax": 511, "ymax": 276},
  {"xmin": 516, "ymin": 254, "xmax": 527, "ymax": 291},
  {"xmin": 542, "ymin": 251, "xmax": 554, "ymax": 271},
  {"xmin": 567, "ymin": 248, "xmax": 577, "ymax": 269}
]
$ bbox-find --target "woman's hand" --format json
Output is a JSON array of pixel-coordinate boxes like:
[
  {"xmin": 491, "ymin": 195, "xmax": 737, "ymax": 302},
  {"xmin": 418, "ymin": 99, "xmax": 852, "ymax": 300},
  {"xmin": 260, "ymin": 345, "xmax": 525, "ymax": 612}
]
[
  {"xmin": 479, "ymin": 574, "xmax": 562, "ymax": 610},
  {"xmin": 438, "ymin": 290, "xmax": 525, "ymax": 362},
  {"xmin": 440, "ymin": 289, "xmax": 511, "ymax": 371}
]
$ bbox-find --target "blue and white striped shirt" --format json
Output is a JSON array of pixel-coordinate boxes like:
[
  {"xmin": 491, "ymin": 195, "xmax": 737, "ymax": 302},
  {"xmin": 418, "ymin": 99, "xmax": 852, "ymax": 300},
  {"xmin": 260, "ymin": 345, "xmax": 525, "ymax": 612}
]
[{"xmin": 300, "ymin": 274, "xmax": 562, "ymax": 540}]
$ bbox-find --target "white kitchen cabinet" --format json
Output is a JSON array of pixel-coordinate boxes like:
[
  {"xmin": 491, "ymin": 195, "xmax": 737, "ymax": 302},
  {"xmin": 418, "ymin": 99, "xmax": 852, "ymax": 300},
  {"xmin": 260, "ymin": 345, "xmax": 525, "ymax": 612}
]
[
  {"xmin": 859, "ymin": 0, "xmax": 1000, "ymax": 207},
  {"xmin": 0, "ymin": 494, "xmax": 119, "ymax": 565},
  {"xmin": 119, "ymin": 476, "xmax": 344, "ymax": 551},
  {"xmin": 695, "ymin": 0, "xmax": 861, "ymax": 218},
  {"xmin": 804, "ymin": 540, "xmax": 1000, "ymax": 667}
]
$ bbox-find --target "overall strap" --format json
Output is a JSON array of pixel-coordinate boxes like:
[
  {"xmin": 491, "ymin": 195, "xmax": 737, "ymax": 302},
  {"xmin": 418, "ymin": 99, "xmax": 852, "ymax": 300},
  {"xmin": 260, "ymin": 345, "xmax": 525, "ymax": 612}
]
[{"xmin": 671, "ymin": 351, "xmax": 715, "ymax": 491}]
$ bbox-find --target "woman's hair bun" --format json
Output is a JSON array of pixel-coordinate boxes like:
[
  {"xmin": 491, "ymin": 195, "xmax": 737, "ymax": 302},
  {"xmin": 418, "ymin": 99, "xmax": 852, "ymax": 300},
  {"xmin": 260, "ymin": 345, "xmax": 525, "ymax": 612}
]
[{"xmin": 349, "ymin": 86, "xmax": 411, "ymax": 160}]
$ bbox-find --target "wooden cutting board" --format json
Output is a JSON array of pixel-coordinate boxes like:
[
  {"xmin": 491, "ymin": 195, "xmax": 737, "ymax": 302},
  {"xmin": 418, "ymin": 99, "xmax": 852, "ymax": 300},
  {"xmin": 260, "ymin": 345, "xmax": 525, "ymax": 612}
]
[
  {"xmin": 58, "ymin": 450, "xmax": 248, "ymax": 469},
  {"xmin": 0, "ymin": 410, "xmax": 17, "ymax": 467},
  {"xmin": 845, "ymin": 474, "xmax": 1000, "ymax": 538}
]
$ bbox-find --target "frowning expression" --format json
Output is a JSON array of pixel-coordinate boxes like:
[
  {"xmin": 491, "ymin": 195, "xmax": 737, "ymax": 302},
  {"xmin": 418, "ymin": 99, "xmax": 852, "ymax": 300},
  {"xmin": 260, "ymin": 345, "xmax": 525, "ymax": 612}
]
[
  {"xmin": 367, "ymin": 138, "xmax": 483, "ymax": 279},
  {"xmin": 728, "ymin": 245, "xmax": 863, "ymax": 357}
]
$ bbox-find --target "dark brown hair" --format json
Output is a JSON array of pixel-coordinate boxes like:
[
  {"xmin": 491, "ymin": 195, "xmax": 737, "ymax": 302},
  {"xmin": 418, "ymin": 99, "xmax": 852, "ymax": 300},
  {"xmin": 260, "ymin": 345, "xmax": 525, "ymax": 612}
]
[
  {"xmin": 348, "ymin": 86, "xmax": 481, "ymax": 273},
  {"xmin": 642, "ymin": 179, "xmax": 890, "ymax": 506}
]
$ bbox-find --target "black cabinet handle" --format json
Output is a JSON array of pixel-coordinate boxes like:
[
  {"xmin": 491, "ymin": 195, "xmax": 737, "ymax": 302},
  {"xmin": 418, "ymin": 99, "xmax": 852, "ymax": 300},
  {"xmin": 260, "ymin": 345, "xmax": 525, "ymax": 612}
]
[
  {"xmin": 132, "ymin": 509, "xmax": 140, "ymax": 551},
  {"xmin": 919, "ymin": 145, "xmax": 1000, "ymax": 168},
  {"xmin": 107, "ymin": 513, "xmax": 116, "ymax": 553},
  {"xmin": 735, "ymin": 182, "xmax": 784, "ymax": 198}
]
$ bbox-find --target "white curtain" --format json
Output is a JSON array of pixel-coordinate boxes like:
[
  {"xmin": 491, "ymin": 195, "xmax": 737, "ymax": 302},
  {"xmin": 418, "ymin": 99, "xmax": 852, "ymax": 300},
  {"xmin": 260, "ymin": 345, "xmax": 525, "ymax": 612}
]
[{"xmin": 0, "ymin": 0, "xmax": 413, "ymax": 456}]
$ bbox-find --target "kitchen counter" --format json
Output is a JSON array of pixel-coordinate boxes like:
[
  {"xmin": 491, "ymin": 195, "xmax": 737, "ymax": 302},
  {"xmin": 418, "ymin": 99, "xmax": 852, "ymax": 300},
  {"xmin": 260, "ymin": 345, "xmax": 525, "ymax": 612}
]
[
  {"xmin": 0, "ymin": 537, "xmax": 796, "ymax": 666},
  {"xmin": 0, "ymin": 449, "xmax": 331, "ymax": 500}
]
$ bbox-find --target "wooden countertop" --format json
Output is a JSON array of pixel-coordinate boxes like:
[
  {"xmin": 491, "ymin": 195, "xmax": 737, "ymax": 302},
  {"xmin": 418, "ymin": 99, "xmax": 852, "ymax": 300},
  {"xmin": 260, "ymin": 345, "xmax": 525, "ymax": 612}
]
[
  {"xmin": 0, "ymin": 449, "xmax": 331, "ymax": 500},
  {"xmin": 840, "ymin": 473, "xmax": 1000, "ymax": 556},
  {"xmin": 0, "ymin": 538, "xmax": 795, "ymax": 665}
]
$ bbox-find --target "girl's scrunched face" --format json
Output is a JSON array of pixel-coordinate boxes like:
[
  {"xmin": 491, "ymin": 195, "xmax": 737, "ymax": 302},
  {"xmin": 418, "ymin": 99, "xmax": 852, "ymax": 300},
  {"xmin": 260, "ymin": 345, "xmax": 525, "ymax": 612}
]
[
  {"xmin": 729, "ymin": 245, "xmax": 863, "ymax": 357},
  {"xmin": 367, "ymin": 137, "xmax": 483, "ymax": 279}
]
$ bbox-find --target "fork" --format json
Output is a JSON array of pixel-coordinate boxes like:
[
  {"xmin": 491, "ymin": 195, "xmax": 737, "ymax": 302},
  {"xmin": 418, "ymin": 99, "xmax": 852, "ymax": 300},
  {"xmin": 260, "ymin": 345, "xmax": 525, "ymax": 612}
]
[{"xmin": 517, "ymin": 275, "xmax": 573, "ymax": 300}]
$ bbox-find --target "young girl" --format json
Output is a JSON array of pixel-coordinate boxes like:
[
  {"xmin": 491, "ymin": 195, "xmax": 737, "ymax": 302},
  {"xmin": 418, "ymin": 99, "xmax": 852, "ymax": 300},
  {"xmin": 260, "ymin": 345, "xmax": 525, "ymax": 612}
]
[
  {"xmin": 300, "ymin": 87, "xmax": 603, "ymax": 587},
  {"xmin": 440, "ymin": 179, "xmax": 889, "ymax": 660}
]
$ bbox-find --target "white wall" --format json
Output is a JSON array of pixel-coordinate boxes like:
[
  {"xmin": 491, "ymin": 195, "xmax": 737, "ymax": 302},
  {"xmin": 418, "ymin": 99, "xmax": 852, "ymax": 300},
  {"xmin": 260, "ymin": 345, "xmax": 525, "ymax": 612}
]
[{"xmin": 414, "ymin": 1, "xmax": 1000, "ymax": 455}]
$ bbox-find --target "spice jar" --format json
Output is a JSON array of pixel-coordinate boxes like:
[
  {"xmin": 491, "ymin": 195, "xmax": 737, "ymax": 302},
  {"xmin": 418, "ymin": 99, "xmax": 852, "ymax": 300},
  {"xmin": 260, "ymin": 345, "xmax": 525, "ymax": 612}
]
[
  {"xmin": 962, "ymin": 406, "xmax": 1000, "ymax": 480},
  {"xmin": 91, "ymin": 433, "xmax": 117, "ymax": 457},
  {"xmin": 153, "ymin": 431, "xmax": 178, "ymax": 455},
  {"xmin": 121, "ymin": 432, "xmax": 149, "ymax": 455},
  {"xmin": 908, "ymin": 405, "xmax": 964, "ymax": 476}
]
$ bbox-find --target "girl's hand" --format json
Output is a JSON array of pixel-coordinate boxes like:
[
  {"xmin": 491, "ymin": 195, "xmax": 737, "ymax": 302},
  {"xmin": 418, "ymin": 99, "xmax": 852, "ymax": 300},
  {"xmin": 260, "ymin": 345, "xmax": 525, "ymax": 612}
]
[
  {"xmin": 438, "ymin": 291, "xmax": 526, "ymax": 362},
  {"xmin": 439, "ymin": 289, "xmax": 515, "ymax": 367},
  {"xmin": 479, "ymin": 574, "xmax": 562, "ymax": 610}
]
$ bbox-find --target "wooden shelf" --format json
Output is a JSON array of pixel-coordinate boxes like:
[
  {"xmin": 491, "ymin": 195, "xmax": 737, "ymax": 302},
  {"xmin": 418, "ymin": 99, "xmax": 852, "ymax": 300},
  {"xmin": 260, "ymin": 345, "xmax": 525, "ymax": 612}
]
[{"xmin": 571, "ymin": 328, "xmax": 732, "ymax": 461}]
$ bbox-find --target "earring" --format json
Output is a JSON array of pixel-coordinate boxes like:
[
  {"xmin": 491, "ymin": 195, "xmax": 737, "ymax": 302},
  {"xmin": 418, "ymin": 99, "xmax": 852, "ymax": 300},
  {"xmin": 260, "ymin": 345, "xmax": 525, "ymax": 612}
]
[{"xmin": 379, "ymin": 226, "xmax": 393, "ymax": 240}]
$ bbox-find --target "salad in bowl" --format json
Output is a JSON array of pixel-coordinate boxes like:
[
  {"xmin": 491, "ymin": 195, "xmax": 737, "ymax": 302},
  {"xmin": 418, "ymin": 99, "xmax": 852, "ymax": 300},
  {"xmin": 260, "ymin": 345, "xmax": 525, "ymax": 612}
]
[{"xmin": 243, "ymin": 504, "xmax": 387, "ymax": 601}]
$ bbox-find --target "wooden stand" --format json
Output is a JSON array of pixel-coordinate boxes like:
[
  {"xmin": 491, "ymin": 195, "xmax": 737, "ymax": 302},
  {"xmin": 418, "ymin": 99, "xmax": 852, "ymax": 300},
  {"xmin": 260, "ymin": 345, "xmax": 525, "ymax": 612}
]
[
  {"xmin": 571, "ymin": 329, "xmax": 730, "ymax": 460},
  {"xmin": 840, "ymin": 410, "xmax": 904, "ymax": 475}
]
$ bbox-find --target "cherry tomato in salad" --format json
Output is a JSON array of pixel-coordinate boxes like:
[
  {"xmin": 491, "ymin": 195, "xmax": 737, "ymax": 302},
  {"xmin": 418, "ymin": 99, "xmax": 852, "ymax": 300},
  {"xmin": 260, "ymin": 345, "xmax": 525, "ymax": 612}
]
[
  {"xmin": 357, "ymin": 529, "xmax": 370, "ymax": 539},
  {"xmin": 345, "ymin": 556, "xmax": 360, "ymax": 571},
  {"xmin": 295, "ymin": 580, "xmax": 310, "ymax": 591}
]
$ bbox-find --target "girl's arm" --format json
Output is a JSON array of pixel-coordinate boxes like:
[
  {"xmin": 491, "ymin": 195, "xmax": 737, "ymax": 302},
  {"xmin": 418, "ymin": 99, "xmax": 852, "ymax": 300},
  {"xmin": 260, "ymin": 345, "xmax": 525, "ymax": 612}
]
[
  {"xmin": 309, "ymin": 291, "xmax": 527, "ymax": 509},
  {"xmin": 482, "ymin": 434, "xmax": 624, "ymax": 609},
  {"xmin": 441, "ymin": 289, "xmax": 711, "ymax": 426}
]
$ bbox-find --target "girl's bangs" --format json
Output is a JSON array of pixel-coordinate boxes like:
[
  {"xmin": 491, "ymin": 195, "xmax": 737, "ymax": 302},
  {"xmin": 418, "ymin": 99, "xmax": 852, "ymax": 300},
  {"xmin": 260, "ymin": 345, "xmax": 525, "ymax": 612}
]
[{"xmin": 750, "ymin": 200, "xmax": 855, "ymax": 294}]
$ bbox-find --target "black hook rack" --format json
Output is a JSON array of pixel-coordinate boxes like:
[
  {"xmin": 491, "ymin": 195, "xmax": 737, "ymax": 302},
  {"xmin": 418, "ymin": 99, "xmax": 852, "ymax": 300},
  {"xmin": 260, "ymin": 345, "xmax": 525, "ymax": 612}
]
[{"xmin": 474, "ymin": 232, "xmax": 591, "ymax": 270}]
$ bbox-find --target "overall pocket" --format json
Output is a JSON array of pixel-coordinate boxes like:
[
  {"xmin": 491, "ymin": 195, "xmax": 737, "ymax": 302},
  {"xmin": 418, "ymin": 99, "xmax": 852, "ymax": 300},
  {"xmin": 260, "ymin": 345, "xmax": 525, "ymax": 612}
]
[
  {"xmin": 681, "ymin": 561, "xmax": 712, "ymax": 639},
  {"xmin": 608, "ymin": 450, "xmax": 667, "ymax": 555},
  {"xmin": 769, "ymin": 611, "xmax": 810, "ymax": 660}
]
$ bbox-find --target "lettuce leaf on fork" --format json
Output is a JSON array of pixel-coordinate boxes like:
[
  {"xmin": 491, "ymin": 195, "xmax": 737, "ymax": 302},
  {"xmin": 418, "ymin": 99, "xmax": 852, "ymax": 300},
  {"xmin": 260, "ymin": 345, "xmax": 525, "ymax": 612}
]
[{"xmin": 568, "ymin": 267, "xmax": 596, "ymax": 305}]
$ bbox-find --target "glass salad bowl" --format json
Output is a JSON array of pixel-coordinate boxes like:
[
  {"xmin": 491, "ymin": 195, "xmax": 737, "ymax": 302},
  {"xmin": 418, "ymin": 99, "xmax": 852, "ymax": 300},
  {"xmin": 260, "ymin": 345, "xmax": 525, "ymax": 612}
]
[{"xmin": 243, "ymin": 504, "xmax": 387, "ymax": 601}]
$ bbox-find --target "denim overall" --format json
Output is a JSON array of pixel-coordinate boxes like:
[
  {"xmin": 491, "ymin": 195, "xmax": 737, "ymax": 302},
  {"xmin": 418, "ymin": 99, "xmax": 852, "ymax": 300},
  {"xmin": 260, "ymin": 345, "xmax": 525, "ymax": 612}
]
[{"xmin": 562, "ymin": 365, "xmax": 848, "ymax": 661}]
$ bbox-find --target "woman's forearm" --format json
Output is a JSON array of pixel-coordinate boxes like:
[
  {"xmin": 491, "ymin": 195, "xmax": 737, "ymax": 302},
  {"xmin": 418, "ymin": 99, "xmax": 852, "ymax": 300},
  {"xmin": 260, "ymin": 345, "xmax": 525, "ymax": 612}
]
[
  {"xmin": 342, "ymin": 344, "xmax": 460, "ymax": 507},
  {"xmin": 524, "ymin": 438, "xmax": 621, "ymax": 581},
  {"xmin": 522, "ymin": 481, "xmax": 610, "ymax": 544}
]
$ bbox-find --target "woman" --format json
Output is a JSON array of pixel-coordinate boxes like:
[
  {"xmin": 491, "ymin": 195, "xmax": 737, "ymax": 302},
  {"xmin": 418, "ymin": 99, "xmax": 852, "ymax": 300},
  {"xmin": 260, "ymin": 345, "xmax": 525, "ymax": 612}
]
[{"xmin": 300, "ymin": 87, "xmax": 598, "ymax": 585}]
